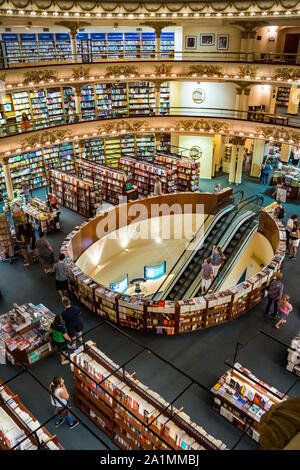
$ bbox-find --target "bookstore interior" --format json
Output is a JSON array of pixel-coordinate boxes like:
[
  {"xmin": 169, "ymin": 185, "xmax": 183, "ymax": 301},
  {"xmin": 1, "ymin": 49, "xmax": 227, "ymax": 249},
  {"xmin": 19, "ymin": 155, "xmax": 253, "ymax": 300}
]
[{"xmin": 0, "ymin": 0, "xmax": 300, "ymax": 454}]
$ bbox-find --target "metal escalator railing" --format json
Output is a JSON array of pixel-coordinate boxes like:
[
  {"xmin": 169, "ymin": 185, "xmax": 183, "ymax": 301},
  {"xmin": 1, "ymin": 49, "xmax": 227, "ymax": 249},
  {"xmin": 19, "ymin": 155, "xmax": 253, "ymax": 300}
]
[
  {"xmin": 171, "ymin": 194, "xmax": 264, "ymax": 300},
  {"xmin": 201, "ymin": 195, "xmax": 264, "ymax": 297},
  {"xmin": 149, "ymin": 190, "xmax": 244, "ymax": 300}
]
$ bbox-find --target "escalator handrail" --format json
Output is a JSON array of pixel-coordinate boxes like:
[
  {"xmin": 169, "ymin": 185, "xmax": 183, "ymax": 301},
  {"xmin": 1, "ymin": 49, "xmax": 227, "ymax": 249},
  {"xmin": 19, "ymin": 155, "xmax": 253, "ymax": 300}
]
[
  {"xmin": 149, "ymin": 190, "xmax": 244, "ymax": 300},
  {"xmin": 202, "ymin": 196, "xmax": 264, "ymax": 296}
]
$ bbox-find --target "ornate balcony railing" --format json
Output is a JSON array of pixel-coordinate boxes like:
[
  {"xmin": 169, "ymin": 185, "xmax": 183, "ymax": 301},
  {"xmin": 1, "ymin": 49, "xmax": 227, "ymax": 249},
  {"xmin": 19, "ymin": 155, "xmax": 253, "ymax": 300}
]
[
  {"xmin": 1, "ymin": 49, "xmax": 300, "ymax": 69},
  {"xmin": 1, "ymin": 107, "xmax": 299, "ymax": 138}
]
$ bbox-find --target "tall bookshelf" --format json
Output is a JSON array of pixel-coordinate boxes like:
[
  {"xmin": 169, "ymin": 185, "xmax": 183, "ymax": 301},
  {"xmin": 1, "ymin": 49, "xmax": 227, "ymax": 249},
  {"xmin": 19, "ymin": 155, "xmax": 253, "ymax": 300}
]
[
  {"xmin": 211, "ymin": 363, "xmax": 287, "ymax": 443},
  {"xmin": 78, "ymin": 159, "xmax": 129, "ymax": 205},
  {"xmin": 1, "ymin": 33, "xmax": 21, "ymax": 64},
  {"xmin": 107, "ymin": 33, "xmax": 124, "ymax": 59},
  {"xmin": 111, "ymin": 83, "xmax": 128, "ymax": 117},
  {"xmin": 154, "ymin": 153, "xmax": 199, "ymax": 192},
  {"xmin": 81, "ymin": 84, "xmax": 96, "ymax": 120},
  {"xmin": 20, "ymin": 33, "xmax": 38, "ymax": 62},
  {"xmin": 160, "ymin": 32, "xmax": 175, "ymax": 58},
  {"xmin": 128, "ymin": 82, "xmax": 155, "ymax": 116},
  {"xmin": 8, "ymin": 149, "xmax": 47, "ymax": 190},
  {"xmin": 55, "ymin": 33, "xmax": 72, "ymax": 61},
  {"xmin": 276, "ymin": 87, "xmax": 290, "ymax": 114},
  {"xmin": 29, "ymin": 89, "xmax": 48, "ymax": 127},
  {"xmin": 46, "ymin": 88, "xmax": 65, "ymax": 124},
  {"xmin": 90, "ymin": 33, "xmax": 106, "ymax": 60},
  {"xmin": 95, "ymin": 83, "xmax": 111, "ymax": 118},
  {"xmin": 11, "ymin": 91, "xmax": 31, "ymax": 124},
  {"xmin": 48, "ymin": 169, "xmax": 102, "ymax": 217},
  {"xmin": 160, "ymin": 83, "xmax": 170, "ymax": 115},
  {"xmin": 124, "ymin": 33, "xmax": 140, "ymax": 58},
  {"xmin": 72, "ymin": 341, "xmax": 226, "ymax": 450},
  {"xmin": 223, "ymin": 143, "xmax": 232, "ymax": 174},
  {"xmin": 37, "ymin": 33, "xmax": 56, "ymax": 62},
  {"xmin": 0, "ymin": 380, "xmax": 63, "ymax": 450},
  {"xmin": 141, "ymin": 32, "xmax": 156, "ymax": 58},
  {"xmin": 83, "ymin": 138, "xmax": 105, "ymax": 164}
]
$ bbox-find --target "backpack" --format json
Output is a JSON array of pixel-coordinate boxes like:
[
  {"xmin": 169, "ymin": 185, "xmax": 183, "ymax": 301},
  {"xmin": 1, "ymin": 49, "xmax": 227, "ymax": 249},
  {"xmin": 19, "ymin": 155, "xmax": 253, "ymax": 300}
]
[{"xmin": 278, "ymin": 207, "xmax": 284, "ymax": 219}]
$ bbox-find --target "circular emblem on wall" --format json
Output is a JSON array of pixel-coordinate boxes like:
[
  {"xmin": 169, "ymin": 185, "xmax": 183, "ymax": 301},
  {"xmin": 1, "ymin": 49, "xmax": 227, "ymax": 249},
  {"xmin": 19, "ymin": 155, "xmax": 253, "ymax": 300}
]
[
  {"xmin": 189, "ymin": 146, "xmax": 202, "ymax": 162},
  {"xmin": 192, "ymin": 88, "xmax": 205, "ymax": 104}
]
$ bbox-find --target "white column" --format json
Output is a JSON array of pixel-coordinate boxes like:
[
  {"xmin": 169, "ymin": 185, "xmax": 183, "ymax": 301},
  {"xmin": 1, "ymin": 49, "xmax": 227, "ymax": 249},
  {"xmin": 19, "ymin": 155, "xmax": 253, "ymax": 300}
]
[{"xmin": 2, "ymin": 159, "xmax": 14, "ymax": 200}]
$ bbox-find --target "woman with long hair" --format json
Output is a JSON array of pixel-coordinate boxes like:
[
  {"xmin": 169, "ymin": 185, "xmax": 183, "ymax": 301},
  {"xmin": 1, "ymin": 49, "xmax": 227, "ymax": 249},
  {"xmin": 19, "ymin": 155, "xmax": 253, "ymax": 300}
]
[{"xmin": 49, "ymin": 376, "xmax": 79, "ymax": 429}]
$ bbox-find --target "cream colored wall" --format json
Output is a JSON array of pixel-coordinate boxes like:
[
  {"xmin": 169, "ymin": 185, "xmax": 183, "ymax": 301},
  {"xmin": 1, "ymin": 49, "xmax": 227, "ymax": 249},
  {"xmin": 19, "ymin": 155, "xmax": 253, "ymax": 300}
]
[
  {"xmin": 255, "ymin": 26, "xmax": 279, "ymax": 54},
  {"xmin": 248, "ymin": 85, "xmax": 272, "ymax": 107},
  {"xmin": 76, "ymin": 213, "xmax": 205, "ymax": 288},
  {"xmin": 220, "ymin": 232, "xmax": 274, "ymax": 290},
  {"xmin": 182, "ymin": 25, "xmax": 241, "ymax": 52},
  {"xmin": 169, "ymin": 81, "xmax": 182, "ymax": 114},
  {"xmin": 180, "ymin": 81, "xmax": 236, "ymax": 113},
  {"xmin": 178, "ymin": 134, "xmax": 214, "ymax": 179}
]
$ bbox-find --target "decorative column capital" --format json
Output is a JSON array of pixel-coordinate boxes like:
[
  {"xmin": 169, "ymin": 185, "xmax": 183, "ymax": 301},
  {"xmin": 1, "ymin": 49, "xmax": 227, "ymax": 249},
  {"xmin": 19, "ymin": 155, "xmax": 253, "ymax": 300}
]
[
  {"xmin": 72, "ymin": 83, "xmax": 83, "ymax": 95},
  {"xmin": 55, "ymin": 21, "xmax": 91, "ymax": 39},
  {"xmin": 151, "ymin": 79, "xmax": 166, "ymax": 92},
  {"xmin": 139, "ymin": 21, "xmax": 176, "ymax": 37}
]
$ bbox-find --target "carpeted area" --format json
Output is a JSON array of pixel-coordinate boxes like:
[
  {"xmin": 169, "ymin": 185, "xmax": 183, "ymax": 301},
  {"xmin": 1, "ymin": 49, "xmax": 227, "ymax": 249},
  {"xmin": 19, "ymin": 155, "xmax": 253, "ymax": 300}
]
[{"xmin": 0, "ymin": 173, "xmax": 299, "ymax": 450}]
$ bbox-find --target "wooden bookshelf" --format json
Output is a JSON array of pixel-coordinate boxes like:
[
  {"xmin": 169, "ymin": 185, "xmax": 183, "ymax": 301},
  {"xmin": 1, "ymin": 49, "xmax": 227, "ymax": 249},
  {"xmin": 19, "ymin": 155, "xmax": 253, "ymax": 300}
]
[
  {"xmin": 154, "ymin": 152, "xmax": 200, "ymax": 192},
  {"xmin": 0, "ymin": 213, "xmax": 14, "ymax": 260},
  {"xmin": 211, "ymin": 363, "xmax": 287, "ymax": 443},
  {"xmin": 71, "ymin": 341, "xmax": 226, "ymax": 450},
  {"xmin": 0, "ymin": 380, "xmax": 63, "ymax": 450},
  {"xmin": 48, "ymin": 168, "xmax": 102, "ymax": 218}
]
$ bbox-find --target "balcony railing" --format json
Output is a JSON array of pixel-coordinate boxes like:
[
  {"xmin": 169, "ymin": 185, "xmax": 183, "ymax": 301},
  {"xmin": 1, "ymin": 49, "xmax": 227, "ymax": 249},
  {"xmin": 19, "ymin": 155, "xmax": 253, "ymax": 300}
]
[
  {"xmin": 1, "ymin": 107, "xmax": 299, "ymax": 138},
  {"xmin": 1, "ymin": 49, "xmax": 300, "ymax": 69}
]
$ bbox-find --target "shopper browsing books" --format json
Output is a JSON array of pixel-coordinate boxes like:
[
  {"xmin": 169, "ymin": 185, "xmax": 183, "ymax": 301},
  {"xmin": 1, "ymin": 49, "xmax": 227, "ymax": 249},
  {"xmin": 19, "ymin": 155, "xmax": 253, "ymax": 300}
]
[
  {"xmin": 54, "ymin": 254, "xmax": 69, "ymax": 299},
  {"xmin": 153, "ymin": 176, "xmax": 162, "ymax": 196},
  {"xmin": 289, "ymin": 221, "xmax": 300, "ymax": 259},
  {"xmin": 21, "ymin": 112, "xmax": 31, "ymax": 132},
  {"xmin": 50, "ymin": 314, "xmax": 73, "ymax": 365},
  {"xmin": 275, "ymin": 295, "xmax": 293, "ymax": 329},
  {"xmin": 49, "ymin": 377, "xmax": 79, "ymax": 429},
  {"xmin": 201, "ymin": 258, "xmax": 214, "ymax": 294},
  {"xmin": 36, "ymin": 231, "xmax": 55, "ymax": 274},
  {"xmin": 61, "ymin": 297, "xmax": 83, "ymax": 349},
  {"xmin": 286, "ymin": 214, "xmax": 298, "ymax": 251},
  {"xmin": 264, "ymin": 272, "xmax": 284, "ymax": 318},
  {"xmin": 15, "ymin": 224, "xmax": 30, "ymax": 267}
]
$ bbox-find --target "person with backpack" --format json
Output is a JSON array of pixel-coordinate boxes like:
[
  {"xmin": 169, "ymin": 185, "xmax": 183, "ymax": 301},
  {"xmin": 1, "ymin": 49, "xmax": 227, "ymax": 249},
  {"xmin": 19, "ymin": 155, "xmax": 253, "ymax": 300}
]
[
  {"xmin": 49, "ymin": 377, "xmax": 79, "ymax": 429},
  {"xmin": 264, "ymin": 272, "xmax": 284, "ymax": 318}
]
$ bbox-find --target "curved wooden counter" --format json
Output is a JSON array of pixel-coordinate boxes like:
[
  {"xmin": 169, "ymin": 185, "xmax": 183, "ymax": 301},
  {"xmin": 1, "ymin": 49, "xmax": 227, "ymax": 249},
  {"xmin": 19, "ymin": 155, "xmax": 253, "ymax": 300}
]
[{"xmin": 61, "ymin": 195, "xmax": 285, "ymax": 335}]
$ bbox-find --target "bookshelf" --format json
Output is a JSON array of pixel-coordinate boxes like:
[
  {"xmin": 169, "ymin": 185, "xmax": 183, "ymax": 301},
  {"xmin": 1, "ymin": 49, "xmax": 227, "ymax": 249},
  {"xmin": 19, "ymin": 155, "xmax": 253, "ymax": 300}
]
[
  {"xmin": 107, "ymin": 33, "xmax": 124, "ymax": 59},
  {"xmin": 43, "ymin": 142, "xmax": 77, "ymax": 176},
  {"xmin": 160, "ymin": 83, "xmax": 170, "ymax": 115},
  {"xmin": 0, "ymin": 380, "xmax": 63, "ymax": 450},
  {"xmin": 160, "ymin": 32, "xmax": 175, "ymax": 58},
  {"xmin": 71, "ymin": 341, "xmax": 226, "ymax": 450},
  {"xmin": 118, "ymin": 156, "xmax": 177, "ymax": 196},
  {"xmin": 37, "ymin": 33, "xmax": 56, "ymax": 62},
  {"xmin": 0, "ymin": 213, "xmax": 14, "ymax": 260},
  {"xmin": 111, "ymin": 83, "xmax": 128, "ymax": 117},
  {"xmin": 276, "ymin": 87, "xmax": 290, "ymax": 113},
  {"xmin": 46, "ymin": 88, "xmax": 65, "ymax": 124},
  {"xmin": 128, "ymin": 82, "xmax": 155, "ymax": 116},
  {"xmin": 78, "ymin": 158, "xmax": 130, "ymax": 205},
  {"xmin": 105, "ymin": 136, "xmax": 122, "ymax": 167},
  {"xmin": 154, "ymin": 152, "xmax": 200, "ymax": 192},
  {"xmin": 141, "ymin": 32, "xmax": 156, "ymax": 58},
  {"xmin": 30, "ymin": 89, "xmax": 48, "ymax": 127},
  {"xmin": 81, "ymin": 84, "xmax": 96, "ymax": 120},
  {"xmin": 124, "ymin": 33, "xmax": 141, "ymax": 58},
  {"xmin": 48, "ymin": 168, "xmax": 102, "ymax": 217},
  {"xmin": 83, "ymin": 137, "xmax": 106, "ymax": 164},
  {"xmin": 0, "ymin": 303, "xmax": 56, "ymax": 367},
  {"xmin": 8, "ymin": 149, "xmax": 47, "ymax": 190},
  {"xmin": 286, "ymin": 332, "xmax": 300, "ymax": 376},
  {"xmin": 90, "ymin": 33, "xmax": 106, "ymax": 59},
  {"xmin": 11, "ymin": 91, "xmax": 31, "ymax": 124},
  {"xmin": 55, "ymin": 33, "xmax": 72, "ymax": 61},
  {"xmin": 95, "ymin": 83, "xmax": 111, "ymax": 118},
  {"xmin": 136, "ymin": 133, "xmax": 155, "ymax": 158},
  {"xmin": 211, "ymin": 363, "xmax": 287, "ymax": 442},
  {"xmin": 76, "ymin": 33, "xmax": 91, "ymax": 63},
  {"xmin": 1, "ymin": 33, "xmax": 21, "ymax": 64},
  {"xmin": 20, "ymin": 34, "xmax": 38, "ymax": 63},
  {"xmin": 222, "ymin": 143, "xmax": 232, "ymax": 174}
]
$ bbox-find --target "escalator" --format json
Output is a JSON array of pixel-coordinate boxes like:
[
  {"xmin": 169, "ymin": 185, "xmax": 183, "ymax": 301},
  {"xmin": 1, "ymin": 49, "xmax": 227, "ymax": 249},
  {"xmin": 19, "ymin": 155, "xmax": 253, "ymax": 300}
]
[
  {"xmin": 151, "ymin": 190, "xmax": 244, "ymax": 301},
  {"xmin": 162, "ymin": 194, "xmax": 263, "ymax": 301}
]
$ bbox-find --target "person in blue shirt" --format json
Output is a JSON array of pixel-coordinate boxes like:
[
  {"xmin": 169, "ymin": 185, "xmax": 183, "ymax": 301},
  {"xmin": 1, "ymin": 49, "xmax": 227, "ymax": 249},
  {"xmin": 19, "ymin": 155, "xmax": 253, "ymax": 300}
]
[{"xmin": 261, "ymin": 159, "xmax": 272, "ymax": 185}]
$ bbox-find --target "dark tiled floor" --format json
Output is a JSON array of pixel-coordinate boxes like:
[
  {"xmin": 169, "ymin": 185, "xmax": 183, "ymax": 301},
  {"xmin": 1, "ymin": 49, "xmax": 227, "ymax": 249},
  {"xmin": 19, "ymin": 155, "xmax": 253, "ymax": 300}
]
[{"xmin": 0, "ymin": 173, "xmax": 299, "ymax": 450}]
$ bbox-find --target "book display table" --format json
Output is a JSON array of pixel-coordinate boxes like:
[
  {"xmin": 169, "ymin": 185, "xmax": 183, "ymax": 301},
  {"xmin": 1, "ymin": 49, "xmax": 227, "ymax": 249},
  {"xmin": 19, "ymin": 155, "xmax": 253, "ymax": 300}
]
[
  {"xmin": 286, "ymin": 332, "xmax": 300, "ymax": 376},
  {"xmin": 273, "ymin": 165, "xmax": 300, "ymax": 200},
  {"xmin": 71, "ymin": 341, "xmax": 227, "ymax": 450},
  {"xmin": 23, "ymin": 198, "xmax": 59, "ymax": 233},
  {"xmin": 0, "ymin": 303, "xmax": 55, "ymax": 366},
  {"xmin": 0, "ymin": 380, "xmax": 63, "ymax": 450},
  {"xmin": 211, "ymin": 363, "xmax": 287, "ymax": 443}
]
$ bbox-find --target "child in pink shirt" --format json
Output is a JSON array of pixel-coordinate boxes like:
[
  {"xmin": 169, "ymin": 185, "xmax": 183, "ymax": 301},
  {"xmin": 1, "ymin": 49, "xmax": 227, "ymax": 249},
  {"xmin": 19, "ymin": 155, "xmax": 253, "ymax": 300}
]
[{"xmin": 275, "ymin": 295, "xmax": 293, "ymax": 329}]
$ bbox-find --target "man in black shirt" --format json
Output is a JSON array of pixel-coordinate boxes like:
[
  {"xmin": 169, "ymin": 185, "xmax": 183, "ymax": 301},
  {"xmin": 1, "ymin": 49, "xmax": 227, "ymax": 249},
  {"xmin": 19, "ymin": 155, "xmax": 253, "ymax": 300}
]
[{"xmin": 61, "ymin": 297, "xmax": 83, "ymax": 349}]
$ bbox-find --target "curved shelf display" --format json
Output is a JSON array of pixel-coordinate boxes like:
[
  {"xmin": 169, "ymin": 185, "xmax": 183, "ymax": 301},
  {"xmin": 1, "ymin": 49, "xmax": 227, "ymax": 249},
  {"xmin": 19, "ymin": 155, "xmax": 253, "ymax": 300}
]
[{"xmin": 60, "ymin": 191, "xmax": 285, "ymax": 335}]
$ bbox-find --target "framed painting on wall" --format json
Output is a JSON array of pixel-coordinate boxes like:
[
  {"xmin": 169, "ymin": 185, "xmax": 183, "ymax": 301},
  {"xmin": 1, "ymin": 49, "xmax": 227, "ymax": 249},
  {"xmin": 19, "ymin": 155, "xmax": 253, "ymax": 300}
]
[
  {"xmin": 185, "ymin": 36, "xmax": 197, "ymax": 49},
  {"xmin": 217, "ymin": 34, "xmax": 229, "ymax": 50},
  {"xmin": 200, "ymin": 33, "xmax": 215, "ymax": 46}
]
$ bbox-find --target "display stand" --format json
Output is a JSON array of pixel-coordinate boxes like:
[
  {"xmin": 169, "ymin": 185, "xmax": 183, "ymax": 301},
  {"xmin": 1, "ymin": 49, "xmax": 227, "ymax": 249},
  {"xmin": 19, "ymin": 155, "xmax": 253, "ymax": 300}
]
[
  {"xmin": 23, "ymin": 198, "xmax": 59, "ymax": 233},
  {"xmin": 0, "ymin": 213, "xmax": 14, "ymax": 262},
  {"xmin": 0, "ymin": 303, "xmax": 55, "ymax": 366},
  {"xmin": 71, "ymin": 341, "xmax": 226, "ymax": 450},
  {"xmin": 211, "ymin": 362, "xmax": 287, "ymax": 442},
  {"xmin": 273, "ymin": 165, "xmax": 300, "ymax": 200},
  {"xmin": 0, "ymin": 380, "xmax": 63, "ymax": 450}
]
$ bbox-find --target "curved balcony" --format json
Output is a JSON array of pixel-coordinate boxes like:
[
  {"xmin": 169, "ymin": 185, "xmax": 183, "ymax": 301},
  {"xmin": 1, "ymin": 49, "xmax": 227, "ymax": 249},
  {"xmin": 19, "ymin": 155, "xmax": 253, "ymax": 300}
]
[
  {"xmin": 1, "ymin": 107, "xmax": 299, "ymax": 156},
  {"xmin": 2, "ymin": 50, "xmax": 300, "ymax": 70}
]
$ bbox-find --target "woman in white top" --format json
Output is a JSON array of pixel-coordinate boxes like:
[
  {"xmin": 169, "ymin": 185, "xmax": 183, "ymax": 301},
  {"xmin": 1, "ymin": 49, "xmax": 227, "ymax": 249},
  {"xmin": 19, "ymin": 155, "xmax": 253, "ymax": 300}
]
[
  {"xmin": 153, "ymin": 176, "xmax": 162, "ymax": 196},
  {"xmin": 49, "ymin": 377, "xmax": 79, "ymax": 429},
  {"xmin": 289, "ymin": 221, "xmax": 300, "ymax": 259}
]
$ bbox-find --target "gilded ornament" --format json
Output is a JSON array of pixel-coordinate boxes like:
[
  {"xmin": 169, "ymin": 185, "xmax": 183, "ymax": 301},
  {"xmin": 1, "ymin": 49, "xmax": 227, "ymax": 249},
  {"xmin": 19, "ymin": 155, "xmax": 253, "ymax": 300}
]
[
  {"xmin": 238, "ymin": 65, "xmax": 258, "ymax": 79},
  {"xmin": 154, "ymin": 64, "xmax": 173, "ymax": 75},
  {"xmin": 23, "ymin": 70, "xmax": 58, "ymax": 85},
  {"xmin": 72, "ymin": 66, "xmax": 91, "ymax": 80},
  {"xmin": 188, "ymin": 65, "xmax": 223, "ymax": 77},
  {"xmin": 105, "ymin": 65, "xmax": 138, "ymax": 78}
]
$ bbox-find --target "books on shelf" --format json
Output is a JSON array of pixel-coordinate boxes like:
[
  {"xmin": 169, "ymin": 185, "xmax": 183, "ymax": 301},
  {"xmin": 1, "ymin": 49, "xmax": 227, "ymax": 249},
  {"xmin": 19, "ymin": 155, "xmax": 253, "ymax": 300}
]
[
  {"xmin": 155, "ymin": 152, "xmax": 199, "ymax": 192},
  {"xmin": 211, "ymin": 362, "xmax": 287, "ymax": 442},
  {"xmin": 55, "ymin": 33, "xmax": 72, "ymax": 61},
  {"xmin": 37, "ymin": 33, "xmax": 56, "ymax": 62},
  {"xmin": 0, "ymin": 213, "xmax": 14, "ymax": 259},
  {"xmin": 81, "ymin": 84, "xmax": 96, "ymax": 120},
  {"xmin": 1, "ymin": 33, "xmax": 21, "ymax": 64},
  {"xmin": 20, "ymin": 33, "xmax": 38, "ymax": 62},
  {"xmin": 286, "ymin": 331, "xmax": 300, "ymax": 375},
  {"xmin": 72, "ymin": 342, "xmax": 227, "ymax": 450}
]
